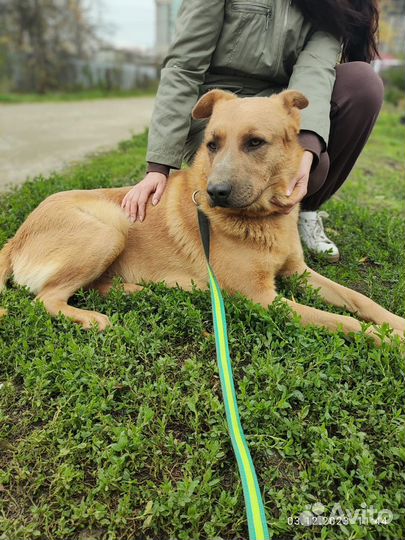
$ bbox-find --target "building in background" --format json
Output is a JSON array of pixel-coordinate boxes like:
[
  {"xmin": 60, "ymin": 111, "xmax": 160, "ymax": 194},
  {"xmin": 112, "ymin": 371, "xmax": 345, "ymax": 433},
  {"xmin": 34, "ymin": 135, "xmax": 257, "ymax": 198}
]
[
  {"xmin": 379, "ymin": 0, "xmax": 405, "ymax": 55},
  {"xmin": 155, "ymin": 0, "xmax": 182, "ymax": 57},
  {"xmin": 374, "ymin": 0, "xmax": 405, "ymax": 73}
]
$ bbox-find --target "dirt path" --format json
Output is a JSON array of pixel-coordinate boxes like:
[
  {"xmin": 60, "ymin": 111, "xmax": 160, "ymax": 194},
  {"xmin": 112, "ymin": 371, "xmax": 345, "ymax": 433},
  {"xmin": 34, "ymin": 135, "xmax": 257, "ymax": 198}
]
[{"xmin": 0, "ymin": 97, "xmax": 155, "ymax": 190}]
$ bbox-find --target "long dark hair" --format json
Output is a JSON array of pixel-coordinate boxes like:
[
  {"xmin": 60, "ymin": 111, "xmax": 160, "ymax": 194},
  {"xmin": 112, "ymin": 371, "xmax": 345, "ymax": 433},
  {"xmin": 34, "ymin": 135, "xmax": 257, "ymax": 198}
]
[{"xmin": 294, "ymin": 0, "xmax": 380, "ymax": 63}]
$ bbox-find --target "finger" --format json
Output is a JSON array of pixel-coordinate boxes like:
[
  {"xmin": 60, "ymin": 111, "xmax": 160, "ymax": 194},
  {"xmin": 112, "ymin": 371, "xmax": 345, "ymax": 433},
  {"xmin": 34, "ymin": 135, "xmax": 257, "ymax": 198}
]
[
  {"xmin": 287, "ymin": 184, "xmax": 307, "ymax": 206},
  {"xmin": 276, "ymin": 201, "xmax": 299, "ymax": 215},
  {"xmin": 121, "ymin": 189, "xmax": 136, "ymax": 216},
  {"xmin": 129, "ymin": 193, "xmax": 140, "ymax": 222},
  {"xmin": 272, "ymin": 197, "xmax": 290, "ymax": 207},
  {"xmin": 284, "ymin": 202, "xmax": 299, "ymax": 214},
  {"xmin": 137, "ymin": 193, "xmax": 150, "ymax": 222},
  {"xmin": 287, "ymin": 175, "xmax": 303, "ymax": 196},
  {"xmin": 121, "ymin": 193, "xmax": 129, "ymax": 208},
  {"xmin": 287, "ymin": 180, "xmax": 297, "ymax": 197},
  {"xmin": 122, "ymin": 192, "xmax": 132, "ymax": 216},
  {"xmin": 271, "ymin": 187, "xmax": 305, "ymax": 212},
  {"xmin": 274, "ymin": 205, "xmax": 291, "ymax": 215},
  {"xmin": 271, "ymin": 196, "xmax": 294, "ymax": 209},
  {"xmin": 122, "ymin": 197, "xmax": 131, "ymax": 216},
  {"xmin": 152, "ymin": 180, "xmax": 166, "ymax": 205},
  {"xmin": 122, "ymin": 188, "xmax": 136, "ymax": 211}
]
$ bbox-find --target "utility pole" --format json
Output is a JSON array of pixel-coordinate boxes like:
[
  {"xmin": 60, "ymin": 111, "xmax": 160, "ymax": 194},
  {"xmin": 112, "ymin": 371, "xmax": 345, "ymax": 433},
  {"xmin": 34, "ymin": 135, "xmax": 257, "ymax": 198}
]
[{"xmin": 155, "ymin": 0, "xmax": 172, "ymax": 57}]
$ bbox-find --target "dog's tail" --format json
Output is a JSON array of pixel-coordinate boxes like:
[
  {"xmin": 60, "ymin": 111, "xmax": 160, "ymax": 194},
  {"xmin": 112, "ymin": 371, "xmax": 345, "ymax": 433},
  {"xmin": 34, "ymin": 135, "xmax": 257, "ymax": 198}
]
[{"xmin": 0, "ymin": 241, "xmax": 13, "ymax": 318}]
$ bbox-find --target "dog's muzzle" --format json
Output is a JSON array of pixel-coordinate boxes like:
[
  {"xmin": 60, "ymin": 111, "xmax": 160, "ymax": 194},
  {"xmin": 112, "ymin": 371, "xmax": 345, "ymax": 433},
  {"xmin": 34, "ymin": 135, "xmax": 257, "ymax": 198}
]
[{"xmin": 207, "ymin": 182, "xmax": 232, "ymax": 207}]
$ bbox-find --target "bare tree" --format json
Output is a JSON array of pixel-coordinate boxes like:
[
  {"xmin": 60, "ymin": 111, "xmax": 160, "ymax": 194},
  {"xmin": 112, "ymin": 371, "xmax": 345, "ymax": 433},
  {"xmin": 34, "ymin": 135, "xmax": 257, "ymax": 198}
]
[{"xmin": 0, "ymin": 0, "xmax": 102, "ymax": 92}]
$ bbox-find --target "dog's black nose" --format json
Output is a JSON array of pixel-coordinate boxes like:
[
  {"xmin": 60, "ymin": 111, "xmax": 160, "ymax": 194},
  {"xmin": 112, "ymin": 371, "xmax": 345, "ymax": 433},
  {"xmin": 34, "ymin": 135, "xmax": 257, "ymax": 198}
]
[{"xmin": 207, "ymin": 183, "xmax": 232, "ymax": 205}]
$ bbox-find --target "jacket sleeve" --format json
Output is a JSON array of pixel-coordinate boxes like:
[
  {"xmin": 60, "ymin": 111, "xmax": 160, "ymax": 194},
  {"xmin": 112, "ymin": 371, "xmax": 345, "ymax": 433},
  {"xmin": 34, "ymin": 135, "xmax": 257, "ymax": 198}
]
[
  {"xmin": 288, "ymin": 31, "xmax": 341, "ymax": 147},
  {"xmin": 146, "ymin": 0, "xmax": 225, "ymax": 169}
]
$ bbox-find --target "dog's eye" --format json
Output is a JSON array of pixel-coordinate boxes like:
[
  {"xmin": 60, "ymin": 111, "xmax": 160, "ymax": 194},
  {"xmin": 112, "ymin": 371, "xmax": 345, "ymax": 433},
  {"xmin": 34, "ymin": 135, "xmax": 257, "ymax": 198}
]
[
  {"xmin": 246, "ymin": 138, "xmax": 265, "ymax": 150},
  {"xmin": 207, "ymin": 141, "xmax": 218, "ymax": 152}
]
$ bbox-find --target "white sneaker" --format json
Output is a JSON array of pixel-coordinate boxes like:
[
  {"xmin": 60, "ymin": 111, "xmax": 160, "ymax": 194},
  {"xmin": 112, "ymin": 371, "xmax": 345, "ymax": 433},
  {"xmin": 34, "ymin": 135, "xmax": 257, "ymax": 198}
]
[{"xmin": 298, "ymin": 210, "xmax": 340, "ymax": 262}]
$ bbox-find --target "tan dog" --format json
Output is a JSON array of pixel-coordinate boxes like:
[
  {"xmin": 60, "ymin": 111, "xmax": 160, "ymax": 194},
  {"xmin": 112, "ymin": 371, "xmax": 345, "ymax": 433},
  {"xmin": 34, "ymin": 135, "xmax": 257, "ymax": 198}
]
[{"xmin": 0, "ymin": 89, "xmax": 404, "ymax": 344}]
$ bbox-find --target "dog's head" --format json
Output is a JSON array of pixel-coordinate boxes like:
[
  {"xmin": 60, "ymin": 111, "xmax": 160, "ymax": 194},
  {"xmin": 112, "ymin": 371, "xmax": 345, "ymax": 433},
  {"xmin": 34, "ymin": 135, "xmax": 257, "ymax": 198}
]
[{"xmin": 192, "ymin": 89, "xmax": 308, "ymax": 215}]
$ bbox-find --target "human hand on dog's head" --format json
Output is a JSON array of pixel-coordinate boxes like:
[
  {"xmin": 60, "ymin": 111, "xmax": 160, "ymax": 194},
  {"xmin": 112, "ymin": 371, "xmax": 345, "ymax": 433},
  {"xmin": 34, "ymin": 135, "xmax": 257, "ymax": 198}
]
[{"xmin": 271, "ymin": 150, "xmax": 313, "ymax": 214}]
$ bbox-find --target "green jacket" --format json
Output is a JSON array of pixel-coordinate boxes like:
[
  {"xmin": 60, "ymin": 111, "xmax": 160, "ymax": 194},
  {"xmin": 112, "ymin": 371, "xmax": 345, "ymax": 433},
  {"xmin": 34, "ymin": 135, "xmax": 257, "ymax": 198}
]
[{"xmin": 147, "ymin": 0, "xmax": 342, "ymax": 169}]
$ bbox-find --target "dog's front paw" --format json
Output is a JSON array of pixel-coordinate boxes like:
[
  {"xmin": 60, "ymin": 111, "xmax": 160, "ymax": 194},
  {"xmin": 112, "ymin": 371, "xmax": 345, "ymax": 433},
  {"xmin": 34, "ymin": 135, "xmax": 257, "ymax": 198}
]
[{"xmin": 80, "ymin": 311, "xmax": 111, "ymax": 331}]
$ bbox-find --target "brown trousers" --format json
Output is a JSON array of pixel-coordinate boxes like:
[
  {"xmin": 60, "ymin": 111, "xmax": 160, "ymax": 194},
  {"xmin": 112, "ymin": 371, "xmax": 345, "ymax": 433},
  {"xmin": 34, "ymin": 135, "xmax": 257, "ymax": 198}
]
[{"xmin": 183, "ymin": 62, "xmax": 384, "ymax": 211}]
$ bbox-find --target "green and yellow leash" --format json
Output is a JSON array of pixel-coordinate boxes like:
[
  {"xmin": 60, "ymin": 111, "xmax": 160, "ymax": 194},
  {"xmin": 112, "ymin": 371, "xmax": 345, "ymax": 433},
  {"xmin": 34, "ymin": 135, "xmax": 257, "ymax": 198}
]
[{"xmin": 197, "ymin": 207, "xmax": 270, "ymax": 540}]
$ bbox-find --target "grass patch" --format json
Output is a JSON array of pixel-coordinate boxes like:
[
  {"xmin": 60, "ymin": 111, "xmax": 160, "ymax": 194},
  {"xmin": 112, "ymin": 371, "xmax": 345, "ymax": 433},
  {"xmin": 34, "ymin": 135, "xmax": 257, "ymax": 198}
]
[
  {"xmin": 0, "ymin": 88, "xmax": 157, "ymax": 104},
  {"xmin": 0, "ymin": 107, "xmax": 404, "ymax": 540}
]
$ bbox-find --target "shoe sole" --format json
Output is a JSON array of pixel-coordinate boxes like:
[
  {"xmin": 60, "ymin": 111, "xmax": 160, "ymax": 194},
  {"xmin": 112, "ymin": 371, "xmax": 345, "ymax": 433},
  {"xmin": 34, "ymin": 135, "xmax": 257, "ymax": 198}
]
[
  {"xmin": 308, "ymin": 250, "xmax": 340, "ymax": 263},
  {"xmin": 327, "ymin": 253, "xmax": 340, "ymax": 263}
]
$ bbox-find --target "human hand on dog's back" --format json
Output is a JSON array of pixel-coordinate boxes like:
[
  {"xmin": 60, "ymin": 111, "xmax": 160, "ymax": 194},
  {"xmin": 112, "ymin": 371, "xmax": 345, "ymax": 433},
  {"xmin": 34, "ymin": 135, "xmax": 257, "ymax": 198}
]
[{"xmin": 121, "ymin": 172, "xmax": 168, "ymax": 222}]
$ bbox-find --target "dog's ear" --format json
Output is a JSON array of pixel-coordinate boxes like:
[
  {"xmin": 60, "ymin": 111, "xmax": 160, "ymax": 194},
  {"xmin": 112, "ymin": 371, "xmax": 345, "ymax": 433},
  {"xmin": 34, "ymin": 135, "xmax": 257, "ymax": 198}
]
[
  {"xmin": 192, "ymin": 89, "xmax": 238, "ymax": 120},
  {"xmin": 279, "ymin": 90, "xmax": 309, "ymax": 111}
]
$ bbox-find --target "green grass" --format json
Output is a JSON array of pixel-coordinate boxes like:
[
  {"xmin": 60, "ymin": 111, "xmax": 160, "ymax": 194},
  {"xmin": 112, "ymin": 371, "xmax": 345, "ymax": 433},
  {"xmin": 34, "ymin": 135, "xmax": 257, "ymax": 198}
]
[
  {"xmin": 0, "ymin": 87, "xmax": 157, "ymax": 104},
  {"xmin": 0, "ymin": 107, "xmax": 404, "ymax": 540}
]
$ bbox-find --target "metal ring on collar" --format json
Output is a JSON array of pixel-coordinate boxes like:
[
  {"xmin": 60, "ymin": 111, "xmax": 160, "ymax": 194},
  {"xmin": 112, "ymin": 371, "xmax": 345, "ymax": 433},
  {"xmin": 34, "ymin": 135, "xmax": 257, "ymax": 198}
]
[{"xmin": 192, "ymin": 190, "xmax": 201, "ymax": 206}]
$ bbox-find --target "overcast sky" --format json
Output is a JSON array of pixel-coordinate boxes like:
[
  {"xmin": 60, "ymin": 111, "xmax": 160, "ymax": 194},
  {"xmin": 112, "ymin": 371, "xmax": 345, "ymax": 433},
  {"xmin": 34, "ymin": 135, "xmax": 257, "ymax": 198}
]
[{"xmin": 94, "ymin": 0, "xmax": 155, "ymax": 50}]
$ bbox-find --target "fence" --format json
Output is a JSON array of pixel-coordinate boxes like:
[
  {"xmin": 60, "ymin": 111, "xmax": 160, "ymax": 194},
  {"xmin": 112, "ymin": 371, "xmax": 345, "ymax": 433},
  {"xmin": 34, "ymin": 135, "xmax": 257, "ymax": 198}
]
[{"xmin": 1, "ymin": 52, "xmax": 159, "ymax": 93}]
